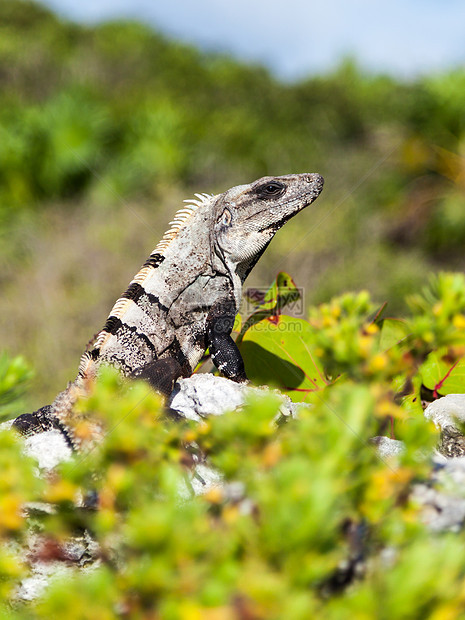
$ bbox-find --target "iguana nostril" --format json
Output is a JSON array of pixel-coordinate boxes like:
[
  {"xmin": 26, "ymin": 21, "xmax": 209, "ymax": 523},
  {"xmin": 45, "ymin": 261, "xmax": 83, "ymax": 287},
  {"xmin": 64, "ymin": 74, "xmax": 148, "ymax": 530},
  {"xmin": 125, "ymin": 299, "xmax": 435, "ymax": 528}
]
[{"xmin": 305, "ymin": 173, "xmax": 324, "ymax": 188}]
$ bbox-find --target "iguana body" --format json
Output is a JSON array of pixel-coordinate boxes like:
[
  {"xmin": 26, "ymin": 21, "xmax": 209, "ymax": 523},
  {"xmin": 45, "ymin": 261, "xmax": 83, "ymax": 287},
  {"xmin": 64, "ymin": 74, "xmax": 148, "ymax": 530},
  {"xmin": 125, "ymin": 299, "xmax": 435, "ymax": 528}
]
[{"xmin": 14, "ymin": 173, "xmax": 324, "ymax": 443}]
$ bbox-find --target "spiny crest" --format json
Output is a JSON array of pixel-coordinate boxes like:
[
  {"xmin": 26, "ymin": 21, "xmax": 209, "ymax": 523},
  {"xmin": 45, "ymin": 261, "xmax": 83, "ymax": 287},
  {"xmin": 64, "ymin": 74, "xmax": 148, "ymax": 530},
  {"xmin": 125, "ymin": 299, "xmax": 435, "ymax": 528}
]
[
  {"xmin": 153, "ymin": 192, "xmax": 214, "ymax": 255},
  {"xmin": 92, "ymin": 192, "xmax": 215, "ymax": 349},
  {"xmin": 77, "ymin": 350, "xmax": 99, "ymax": 379},
  {"xmin": 78, "ymin": 351, "xmax": 92, "ymax": 378}
]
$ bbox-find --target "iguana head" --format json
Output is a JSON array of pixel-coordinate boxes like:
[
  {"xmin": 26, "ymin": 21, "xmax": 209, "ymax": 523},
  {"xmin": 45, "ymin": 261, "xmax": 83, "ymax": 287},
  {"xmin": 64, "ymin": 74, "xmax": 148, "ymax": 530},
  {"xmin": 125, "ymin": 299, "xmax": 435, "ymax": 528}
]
[{"xmin": 213, "ymin": 173, "xmax": 324, "ymax": 280}]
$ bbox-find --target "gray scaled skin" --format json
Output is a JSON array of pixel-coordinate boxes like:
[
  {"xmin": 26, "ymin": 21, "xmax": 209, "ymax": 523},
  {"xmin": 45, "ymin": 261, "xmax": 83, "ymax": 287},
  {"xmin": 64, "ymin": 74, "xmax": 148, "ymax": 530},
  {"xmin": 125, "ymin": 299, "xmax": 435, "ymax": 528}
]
[{"xmin": 13, "ymin": 173, "xmax": 324, "ymax": 443}]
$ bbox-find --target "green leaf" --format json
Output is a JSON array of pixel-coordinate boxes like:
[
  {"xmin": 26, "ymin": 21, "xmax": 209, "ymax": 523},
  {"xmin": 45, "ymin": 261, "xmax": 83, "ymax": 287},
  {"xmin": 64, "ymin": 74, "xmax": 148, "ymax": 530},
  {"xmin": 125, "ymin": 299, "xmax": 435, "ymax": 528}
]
[
  {"xmin": 379, "ymin": 318, "xmax": 411, "ymax": 352},
  {"xmin": 419, "ymin": 348, "xmax": 465, "ymax": 396},
  {"xmin": 239, "ymin": 315, "xmax": 328, "ymax": 402}
]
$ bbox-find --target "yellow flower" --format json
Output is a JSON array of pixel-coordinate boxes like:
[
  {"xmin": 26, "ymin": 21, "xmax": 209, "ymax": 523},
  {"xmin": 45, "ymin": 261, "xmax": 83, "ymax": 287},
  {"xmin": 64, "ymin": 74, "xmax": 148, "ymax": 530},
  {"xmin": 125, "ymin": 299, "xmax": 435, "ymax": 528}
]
[
  {"xmin": 429, "ymin": 603, "xmax": 461, "ymax": 620},
  {"xmin": 183, "ymin": 429, "xmax": 198, "ymax": 443},
  {"xmin": 262, "ymin": 441, "xmax": 283, "ymax": 467},
  {"xmin": 44, "ymin": 479, "xmax": 77, "ymax": 503},
  {"xmin": 375, "ymin": 398, "xmax": 406, "ymax": 420},
  {"xmin": 0, "ymin": 494, "xmax": 23, "ymax": 531},
  {"xmin": 369, "ymin": 353, "xmax": 388, "ymax": 372},
  {"xmin": 203, "ymin": 486, "xmax": 223, "ymax": 504},
  {"xmin": 359, "ymin": 336, "xmax": 374, "ymax": 357},
  {"xmin": 433, "ymin": 302, "xmax": 443, "ymax": 316},
  {"xmin": 453, "ymin": 314, "xmax": 465, "ymax": 329},
  {"xmin": 322, "ymin": 315, "xmax": 335, "ymax": 328}
]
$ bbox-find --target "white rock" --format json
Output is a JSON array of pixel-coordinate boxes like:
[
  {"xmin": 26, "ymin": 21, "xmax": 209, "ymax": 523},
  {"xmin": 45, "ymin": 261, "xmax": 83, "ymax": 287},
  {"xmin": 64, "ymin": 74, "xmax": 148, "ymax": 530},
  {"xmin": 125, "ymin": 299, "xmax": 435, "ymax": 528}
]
[
  {"xmin": 15, "ymin": 558, "xmax": 99, "ymax": 603},
  {"xmin": 15, "ymin": 563, "xmax": 68, "ymax": 602},
  {"xmin": 1, "ymin": 420, "xmax": 71, "ymax": 471},
  {"xmin": 169, "ymin": 374, "xmax": 249, "ymax": 421},
  {"xmin": 431, "ymin": 456, "xmax": 465, "ymax": 490},
  {"xmin": 170, "ymin": 373, "xmax": 302, "ymax": 421},
  {"xmin": 371, "ymin": 436, "xmax": 405, "ymax": 459},
  {"xmin": 412, "ymin": 483, "xmax": 465, "ymax": 532},
  {"xmin": 23, "ymin": 429, "xmax": 72, "ymax": 471},
  {"xmin": 190, "ymin": 463, "xmax": 223, "ymax": 495},
  {"xmin": 424, "ymin": 394, "xmax": 465, "ymax": 430}
]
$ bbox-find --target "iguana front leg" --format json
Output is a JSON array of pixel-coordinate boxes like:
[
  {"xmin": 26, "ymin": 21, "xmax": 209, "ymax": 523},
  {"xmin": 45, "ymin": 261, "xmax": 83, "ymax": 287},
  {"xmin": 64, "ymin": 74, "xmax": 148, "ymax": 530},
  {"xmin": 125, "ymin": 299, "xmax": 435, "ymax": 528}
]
[{"xmin": 206, "ymin": 298, "xmax": 247, "ymax": 383}]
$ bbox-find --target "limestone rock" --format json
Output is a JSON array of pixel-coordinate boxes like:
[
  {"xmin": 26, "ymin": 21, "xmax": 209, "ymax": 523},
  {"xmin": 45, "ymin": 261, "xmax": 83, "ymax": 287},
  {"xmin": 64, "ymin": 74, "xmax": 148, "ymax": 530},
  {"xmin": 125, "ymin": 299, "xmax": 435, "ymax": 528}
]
[
  {"xmin": 23, "ymin": 429, "xmax": 72, "ymax": 471},
  {"xmin": 424, "ymin": 394, "xmax": 465, "ymax": 430},
  {"xmin": 169, "ymin": 373, "xmax": 302, "ymax": 421},
  {"xmin": 424, "ymin": 394, "xmax": 465, "ymax": 457},
  {"xmin": 370, "ymin": 436, "xmax": 405, "ymax": 459}
]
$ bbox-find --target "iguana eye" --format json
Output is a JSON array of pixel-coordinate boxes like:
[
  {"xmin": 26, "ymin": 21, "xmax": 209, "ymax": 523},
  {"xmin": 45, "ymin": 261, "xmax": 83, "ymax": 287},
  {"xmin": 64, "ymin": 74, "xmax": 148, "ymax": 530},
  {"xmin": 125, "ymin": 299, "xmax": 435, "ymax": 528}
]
[{"xmin": 258, "ymin": 182, "xmax": 285, "ymax": 197}]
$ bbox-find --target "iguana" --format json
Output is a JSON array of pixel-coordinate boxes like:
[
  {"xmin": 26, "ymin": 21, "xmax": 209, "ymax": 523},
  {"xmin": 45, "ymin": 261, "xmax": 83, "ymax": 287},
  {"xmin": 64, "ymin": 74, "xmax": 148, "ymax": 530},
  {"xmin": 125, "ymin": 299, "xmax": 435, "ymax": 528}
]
[{"xmin": 14, "ymin": 173, "xmax": 324, "ymax": 445}]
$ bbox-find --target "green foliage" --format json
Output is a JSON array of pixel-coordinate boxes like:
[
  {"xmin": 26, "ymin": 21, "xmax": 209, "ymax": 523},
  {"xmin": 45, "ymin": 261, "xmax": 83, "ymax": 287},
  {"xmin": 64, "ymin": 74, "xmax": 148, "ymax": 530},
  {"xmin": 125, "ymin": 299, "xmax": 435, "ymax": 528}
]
[
  {"xmin": 1, "ymin": 0, "xmax": 465, "ymax": 215},
  {"xmin": 239, "ymin": 285, "xmax": 408, "ymax": 400},
  {"xmin": 4, "ymin": 272, "xmax": 465, "ymax": 616},
  {"xmin": 407, "ymin": 273, "xmax": 465, "ymax": 357},
  {"xmin": 0, "ymin": 353, "xmax": 33, "ymax": 421}
]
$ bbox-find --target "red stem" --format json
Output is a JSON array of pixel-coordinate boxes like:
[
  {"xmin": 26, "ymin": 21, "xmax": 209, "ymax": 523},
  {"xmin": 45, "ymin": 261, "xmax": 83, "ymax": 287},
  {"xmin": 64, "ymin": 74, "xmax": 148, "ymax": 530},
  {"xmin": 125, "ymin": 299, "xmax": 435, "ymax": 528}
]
[{"xmin": 433, "ymin": 359, "xmax": 460, "ymax": 399}]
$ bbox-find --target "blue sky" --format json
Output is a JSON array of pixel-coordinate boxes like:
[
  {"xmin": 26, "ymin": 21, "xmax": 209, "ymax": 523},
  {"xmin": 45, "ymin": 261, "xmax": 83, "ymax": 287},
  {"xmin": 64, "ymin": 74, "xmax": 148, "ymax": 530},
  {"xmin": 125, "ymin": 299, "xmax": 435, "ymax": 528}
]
[{"xmin": 40, "ymin": 0, "xmax": 465, "ymax": 80}]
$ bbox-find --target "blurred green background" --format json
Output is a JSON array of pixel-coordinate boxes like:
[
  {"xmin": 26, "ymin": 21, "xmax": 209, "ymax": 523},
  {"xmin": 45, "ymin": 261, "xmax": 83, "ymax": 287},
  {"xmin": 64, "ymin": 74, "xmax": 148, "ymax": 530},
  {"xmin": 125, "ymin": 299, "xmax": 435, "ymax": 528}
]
[{"xmin": 1, "ymin": 0, "xmax": 465, "ymax": 406}]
